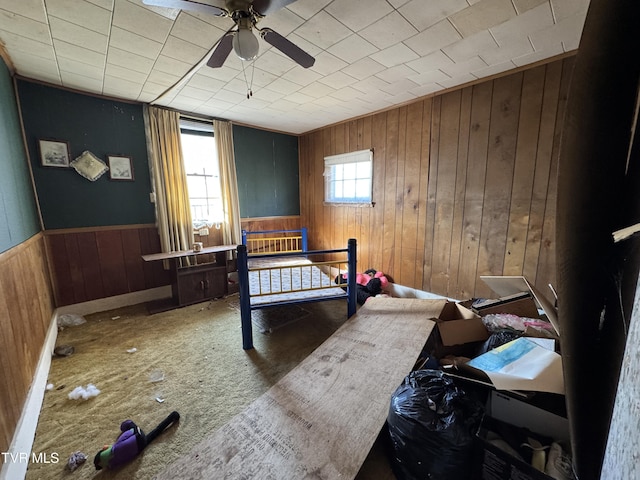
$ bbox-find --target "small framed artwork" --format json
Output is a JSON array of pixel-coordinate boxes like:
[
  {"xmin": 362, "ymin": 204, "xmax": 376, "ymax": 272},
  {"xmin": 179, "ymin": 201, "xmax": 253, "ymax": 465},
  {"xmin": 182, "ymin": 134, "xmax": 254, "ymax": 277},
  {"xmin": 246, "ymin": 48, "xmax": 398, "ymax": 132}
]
[
  {"xmin": 107, "ymin": 155, "xmax": 134, "ymax": 181},
  {"xmin": 38, "ymin": 139, "xmax": 71, "ymax": 168}
]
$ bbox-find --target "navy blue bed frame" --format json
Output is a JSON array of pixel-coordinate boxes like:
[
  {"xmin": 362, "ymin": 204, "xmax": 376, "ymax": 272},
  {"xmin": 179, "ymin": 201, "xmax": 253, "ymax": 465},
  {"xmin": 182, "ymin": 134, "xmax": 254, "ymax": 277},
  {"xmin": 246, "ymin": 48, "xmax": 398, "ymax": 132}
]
[{"xmin": 237, "ymin": 229, "xmax": 357, "ymax": 350}]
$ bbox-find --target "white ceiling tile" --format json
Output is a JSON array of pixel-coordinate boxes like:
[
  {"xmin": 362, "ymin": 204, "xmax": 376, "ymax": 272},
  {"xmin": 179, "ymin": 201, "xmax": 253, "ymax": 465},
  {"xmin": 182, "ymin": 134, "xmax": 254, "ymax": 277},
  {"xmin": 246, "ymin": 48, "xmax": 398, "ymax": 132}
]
[
  {"xmin": 170, "ymin": 12, "xmax": 225, "ymax": 49},
  {"xmin": 55, "ymin": 39, "xmax": 106, "ymax": 67},
  {"xmin": 442, "ymin": 30, "xmax": 497, "ymax": 62},
  {"xmin": 284, "ymin": 65, "xmax": 322, "ymax": 87},
  {"xmin": 49, "ymin": 16, "xmax": 107, "ymax": 54},
  {"xmin": 58, "ymin": 56, "xmax": 104, "ymax": 79},
  {"xmin": 529, "ymin": 10, "xmax": 585, "ymax": 52},
  {"xmin": 87, "ymin": 0, "xmax": 114, "ymax": 10},
  {"xmin": 294, "ymin": 11, "xmax": 352, "ymax": 50},
  {"xmin": 137, "ymin": 91, "xmax": 157, "ymax": 102},
  {"xmin": 282, "ymin": 90, "xmax": 316, "ymax": 104},
  {"xmin": 449, "ymin": 0, "xmax": 517, "ymax": 37},
  {"xmin": 317, "ymin": 70, "xmax": 357, "ymax": 89},
  {"xmin": 399, "ymin": 0, "xmax": 468, "ymax": 31},
  {"xmin": 341, "ymin": 57, "xmax": 386, "ymax": 81},
  {"xmin": 105, "ymin": 62, "xmax": 147, "ymax": 83},
  {"xmin": 490, "ymin": 3, "xmax": 554, "ymax": 45},
  {"xmin": 197, "ymin": 64, "xmax": 240, "ymax": 82},
  {"xmin": 46, "ymin": 0, "xmax": 112, "ymax": 34},
  {"xmin": 325, "ymin": 0, "xmax": 394, "ymax": 32},
  {"xmin": 327, "ymin": 34, "xmax": 378, "ymax": 65},
  {"xmin": 309, "ymin": 51, "xmax": 348, "ymax": 77},
  {"xmin": 383, "ymin": 90, "xmax": 417, "ymax": 104},
  {"xmin": 161, "ymin": 35, "xmax": 208, "ymax": 64},
  {"xmin": 550, "ymin": 0, "xmax": 589, "ymax": 22},
  {"xmin": 359, "ymin": 11, "xmax": 418, "ymax": 49},
  {"xmin": 258, "ymin": 6, "xmax": 305, "ymax": 36},
  {"xmin": 513, "ymin": 0, "xmax": 548, "ymax": 14},
  {"xmin": 139, "ymin": 81, "xmax": 168, "ymax": 97},
  {"xmin": 145, "ymin": 69, "xmax": 181, "ymax": 87},
  {"xmin": 285, "ymin": 0, "xmax": 333, "ymax": 21},
  {"xmin": 212, "ymin": 88, "xmax": 247, "ymax": 104},
  {"xmin": 185, "ymin": 72, "xmax": 226, "ymax": 91},
  {"xmin": 404, "ymin": 19, "xmax": 461, "ymax": 57},
  {"xmin": 223, "ymin": 77, "xmax": 255, "ymax": 96},
  {"xmin": 298, "ymin": 81, "xmax": 336, "ymax": 99},
  {"xmin": 12, "ymin": 54, "xmax": 60, "ymax": 80},
  {"xmin": 437, "ymin": 73, "xmax": 477, "ymax": 88},
  {"xmin": 178, "ymin": 85, "xmax": 215, "ymax": 101},
  {"xmin": 265, "ymin": 77, "xmax": 302, "ymax": 95},
  {"xmin": 60, "ymin": 71, "xmax": 103, "ymax": 92},
  {"xmin": 409, "ymin": 82, "xmax": 442, "ymax": 97},
  {"xmin": 370, "ymin": 43, "xmax": 419, "ymax": 68},
  {"xmin": 248, "ymin": 87, "xmax": 284, "ymax": 103},
  {"xmin": 329, "ymin": 85, "xmax": 362, "ymax": 102},
  {"xmin": 166, "ymin": 96, "xmax": 206, "ymax": 111},
  {"xmin": 113, "ymin": 0, "xmax": 172, "ymax": 43},
  {"xmin": 109, "ymin": 26, "xmax": 163, "ymax": 60},
  {"xmin": 407, "ymin": 69, "xmax": 451, "ymax": 85},
  {"xmin": 479, "ymin": 37, "xmax": 533, "ymax": 65},
  {"xmin": 0, "ymin": 30, "xmax": 54, "ymax": 60},
  {"xmin": 472, "ymin": 60, "xmax": 517, "ymax": 78},
  {"xmin": 351, "ymin": 76, "xmax": 392, "ymax": 95},
  {"xmin": 153, "ymin": 54, "xmax": 192, "ymax": 76},
  {"xmin": 406, "ymin": 50, "xmax": 454, "ymax": 73},
  {"xmin": 0, "ymin": 0, "xmax": 47, "ymax": 22},
  {"xmin": 379, "ymin": 77, "xmax": 420, "ymax": 95},
  {"xmin": 388, "ymin": 0, "xmax": 411, "ymax": 7},
  {"xmin": 232, "ymin": 67, "xmax": 278, "ymax": 88},
  {"xmin": 107, "ymin": 46, "xmax": 154, "ymax": 73},
  {"xmin": 0, "ymin": 9, "xmax": 51, "ymax": 44},
  {"xmin": 512, "ymin": 41, "xmax": 563, "ymax": 66},
  {"xmin": 439, "ymin": 55, "xmax": 487, "ymax": 78},
  {"xmin": 255, "ymin": 49, "xmax": 296, "ymax": 77}
]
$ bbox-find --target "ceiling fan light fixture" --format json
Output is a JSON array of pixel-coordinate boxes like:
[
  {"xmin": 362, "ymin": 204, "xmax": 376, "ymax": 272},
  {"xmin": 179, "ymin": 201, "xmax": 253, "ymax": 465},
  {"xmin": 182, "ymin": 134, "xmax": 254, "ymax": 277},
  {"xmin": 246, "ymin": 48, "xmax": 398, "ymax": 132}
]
[{"xmin": 233, "ymin": 26, "xmax": 259, "ymax": 61}]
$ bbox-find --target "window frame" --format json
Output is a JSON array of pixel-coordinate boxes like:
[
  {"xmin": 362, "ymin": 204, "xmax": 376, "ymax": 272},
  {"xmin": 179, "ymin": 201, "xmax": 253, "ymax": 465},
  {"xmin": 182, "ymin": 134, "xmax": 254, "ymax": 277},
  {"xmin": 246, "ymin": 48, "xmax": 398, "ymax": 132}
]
[{"xmin": 323, "ymin": 149, "xmax": 374, "ymax": 206}]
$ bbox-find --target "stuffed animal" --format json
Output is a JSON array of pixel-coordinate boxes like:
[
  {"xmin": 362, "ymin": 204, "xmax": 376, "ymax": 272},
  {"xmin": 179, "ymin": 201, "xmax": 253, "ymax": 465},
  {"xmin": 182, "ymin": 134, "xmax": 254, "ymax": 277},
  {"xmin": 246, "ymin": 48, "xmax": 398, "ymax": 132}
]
[
  {"xmin": 335, "ymin": 269, "xmax": 390, "ymax": 305},
  {"xmin": 94, "ymin": 411, "xmax": 180, "ymax": 470}
]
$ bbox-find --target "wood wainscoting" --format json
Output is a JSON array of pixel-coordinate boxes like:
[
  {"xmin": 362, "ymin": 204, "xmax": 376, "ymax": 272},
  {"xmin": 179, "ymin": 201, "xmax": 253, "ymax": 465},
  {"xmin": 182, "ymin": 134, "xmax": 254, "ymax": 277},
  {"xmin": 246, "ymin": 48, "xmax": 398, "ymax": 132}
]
[
  {"xmin": 300, "ymin": 56, "xmax": 574, "ymax": 302},
  {"xmin": 0, "ymin": 233, "xmax": 55, "ymax": 455},
  {"xmin": 45, "ymin": 224, "xmax": 171, "ymax": 307}
]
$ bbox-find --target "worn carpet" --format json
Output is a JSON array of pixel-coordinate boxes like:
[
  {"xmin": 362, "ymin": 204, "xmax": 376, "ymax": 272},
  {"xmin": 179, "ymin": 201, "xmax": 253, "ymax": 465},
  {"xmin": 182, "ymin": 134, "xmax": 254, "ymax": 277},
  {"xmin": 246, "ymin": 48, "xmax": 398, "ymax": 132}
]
[{"xmin": 25, "ymin": 295, "xmax": 395, "ymax": 480}]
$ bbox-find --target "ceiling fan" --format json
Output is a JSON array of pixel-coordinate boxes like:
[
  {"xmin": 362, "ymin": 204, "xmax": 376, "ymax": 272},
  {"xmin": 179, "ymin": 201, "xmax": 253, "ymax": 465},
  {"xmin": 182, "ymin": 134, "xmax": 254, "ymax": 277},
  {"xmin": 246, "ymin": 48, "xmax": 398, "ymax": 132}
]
[{"xmin": 142, "ymin": 0, "xmax": 315, "ymax": 69}]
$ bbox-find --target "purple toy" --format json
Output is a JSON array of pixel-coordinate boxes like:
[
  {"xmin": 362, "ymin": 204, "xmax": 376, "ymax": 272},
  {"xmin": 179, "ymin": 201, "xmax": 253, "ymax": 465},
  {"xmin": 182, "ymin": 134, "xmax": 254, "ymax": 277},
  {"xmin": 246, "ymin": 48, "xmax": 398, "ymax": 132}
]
[{"xmin": 93, "ymin": 411, "xmax": 179, "ymax": 470}]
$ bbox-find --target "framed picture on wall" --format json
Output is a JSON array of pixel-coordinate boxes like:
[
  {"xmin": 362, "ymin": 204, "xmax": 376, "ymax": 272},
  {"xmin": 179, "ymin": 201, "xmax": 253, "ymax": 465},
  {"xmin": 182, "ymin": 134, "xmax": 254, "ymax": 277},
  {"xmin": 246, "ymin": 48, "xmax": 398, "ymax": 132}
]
[
  {"xmin": 107, "ymin": 155, "xmax": 134, "ymax": 181},
  {"xmin": 38, "ymin": 139, "xmax": 70, "ymax": 167}
]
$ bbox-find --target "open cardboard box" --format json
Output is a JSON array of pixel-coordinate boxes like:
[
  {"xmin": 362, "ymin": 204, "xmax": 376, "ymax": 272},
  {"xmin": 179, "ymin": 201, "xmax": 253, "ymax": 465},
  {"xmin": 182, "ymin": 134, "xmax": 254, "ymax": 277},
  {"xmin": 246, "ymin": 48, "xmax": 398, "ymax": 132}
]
[
  {"xmin": 478, "ymin": 276, "xmax": 560, "ymax": 336},
  {"xmin": 424, "ymin": 301, "xmax": 489, "ymax": 359}
]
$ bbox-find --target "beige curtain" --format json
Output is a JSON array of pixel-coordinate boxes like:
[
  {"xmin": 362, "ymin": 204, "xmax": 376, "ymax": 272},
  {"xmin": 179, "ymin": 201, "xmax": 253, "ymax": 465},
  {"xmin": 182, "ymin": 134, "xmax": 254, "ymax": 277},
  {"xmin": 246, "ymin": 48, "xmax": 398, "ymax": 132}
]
[
  {"xmin": 214, "ymin": 119, "xmax": 242, "ymax": 246},
  {"xmin": 144, "ymin": 105, "xmax": 193, "ymax": 253}
]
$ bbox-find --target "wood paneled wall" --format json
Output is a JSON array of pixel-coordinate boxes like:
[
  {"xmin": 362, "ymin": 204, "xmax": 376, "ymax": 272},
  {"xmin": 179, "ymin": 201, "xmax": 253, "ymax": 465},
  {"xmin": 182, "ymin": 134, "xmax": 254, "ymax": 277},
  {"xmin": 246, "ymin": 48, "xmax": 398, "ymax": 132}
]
[
  {"xmin": 299, "ymin": 57, "xmax": 574, "ymax": 302},
  {"xmin": 45, "ymin": 225, "xmax": 171, "ymax": 307},
  {"xmin": 0, "ymin": 233, "xmax": 55, "ymax": 454}
]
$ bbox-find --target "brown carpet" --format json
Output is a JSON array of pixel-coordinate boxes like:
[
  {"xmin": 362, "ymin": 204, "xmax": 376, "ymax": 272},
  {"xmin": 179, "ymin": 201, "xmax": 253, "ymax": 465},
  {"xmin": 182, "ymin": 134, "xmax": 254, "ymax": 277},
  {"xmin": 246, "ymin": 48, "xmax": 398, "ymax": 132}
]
[{"xmin": 26, "ymin": 295, "xmax": 395, "ymax": 479}]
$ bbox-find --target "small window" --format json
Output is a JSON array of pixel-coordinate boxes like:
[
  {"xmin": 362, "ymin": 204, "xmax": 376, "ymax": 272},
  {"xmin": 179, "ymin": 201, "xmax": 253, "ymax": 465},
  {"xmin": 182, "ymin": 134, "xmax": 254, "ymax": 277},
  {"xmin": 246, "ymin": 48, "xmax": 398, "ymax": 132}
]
[
  {"xmin": 180, "ymin": 119, "xmax": 223, "ymax": 227},
  {"xmin": 324, "ymin": 149, "xmax": 373, "ymax": 204}
]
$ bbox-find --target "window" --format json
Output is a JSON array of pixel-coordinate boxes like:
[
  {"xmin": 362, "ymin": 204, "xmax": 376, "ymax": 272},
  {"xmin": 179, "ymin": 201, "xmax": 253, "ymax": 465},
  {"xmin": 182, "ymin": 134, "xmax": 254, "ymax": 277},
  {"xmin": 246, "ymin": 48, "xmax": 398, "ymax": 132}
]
[
  {"xmin": 180, "ymin": 119, "xmax": 223, "ymax": 227},
  {"xmin": 324, "ymin": 149, "xmax": 373, "ymax": 204}
]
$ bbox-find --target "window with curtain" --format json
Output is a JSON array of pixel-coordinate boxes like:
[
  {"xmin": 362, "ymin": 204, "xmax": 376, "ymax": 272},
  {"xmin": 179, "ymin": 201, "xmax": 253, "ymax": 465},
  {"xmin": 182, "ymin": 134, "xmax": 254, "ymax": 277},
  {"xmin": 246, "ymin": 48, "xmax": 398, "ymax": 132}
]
[{"xmin": 180, "ymin": 118, "xmax": 224, "ymax": 229}]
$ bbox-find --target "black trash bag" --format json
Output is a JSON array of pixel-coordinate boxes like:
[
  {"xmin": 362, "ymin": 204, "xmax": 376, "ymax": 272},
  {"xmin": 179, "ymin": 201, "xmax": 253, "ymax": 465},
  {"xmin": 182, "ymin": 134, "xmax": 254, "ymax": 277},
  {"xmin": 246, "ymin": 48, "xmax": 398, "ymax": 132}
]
[
  {"xmin": 387, "ymin": 369, "xmax": 484, "ymax": 480},
  {"xmin": 477, "ymin": 329, "xmax": 522, "ymax": 356}
]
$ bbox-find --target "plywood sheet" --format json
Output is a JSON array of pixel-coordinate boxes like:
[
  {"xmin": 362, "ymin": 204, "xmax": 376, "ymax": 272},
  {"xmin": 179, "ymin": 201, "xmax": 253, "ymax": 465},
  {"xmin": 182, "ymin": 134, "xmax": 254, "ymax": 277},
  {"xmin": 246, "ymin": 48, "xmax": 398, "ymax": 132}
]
[{"xmin": 153, "ymin": 297, "xmax": 443, "ymax": 480}]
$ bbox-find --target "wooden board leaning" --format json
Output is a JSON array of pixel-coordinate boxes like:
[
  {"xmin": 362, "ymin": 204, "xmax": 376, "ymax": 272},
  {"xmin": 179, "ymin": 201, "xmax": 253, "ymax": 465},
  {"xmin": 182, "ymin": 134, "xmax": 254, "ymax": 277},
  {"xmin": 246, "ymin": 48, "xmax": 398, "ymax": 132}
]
[{"xmin": 153, "ymin": 297, "xmax": 443, "ymax": 480}]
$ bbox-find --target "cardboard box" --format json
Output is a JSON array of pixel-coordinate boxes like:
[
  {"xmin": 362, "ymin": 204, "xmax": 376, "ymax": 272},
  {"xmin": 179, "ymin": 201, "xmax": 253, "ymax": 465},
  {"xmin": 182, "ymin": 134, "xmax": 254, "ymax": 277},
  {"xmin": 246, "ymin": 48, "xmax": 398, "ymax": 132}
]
[
  {"xmin": 479, "ymin": 276, "xmax": 559, "ymax": 336},
  {"xmin": 425, "ymin": 301, "xmax": 489, "ymax": 358},
  {"xmin": 476, "ymin": 416, "xmax": 555, "ymax": 480},
  {"xmin": 473, "ymin": 292, "xmax": 541, "ymax": 320}
]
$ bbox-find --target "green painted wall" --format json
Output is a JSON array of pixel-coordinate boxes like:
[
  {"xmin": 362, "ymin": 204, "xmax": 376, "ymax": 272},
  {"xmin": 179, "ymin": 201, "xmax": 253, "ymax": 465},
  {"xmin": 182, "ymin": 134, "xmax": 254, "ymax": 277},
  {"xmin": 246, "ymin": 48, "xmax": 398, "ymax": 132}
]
[
  {"xmin": 17, "ymin": 80, "xmax": 155, "ymax": 229},
  {"xmin": 0, "ymin": 60, "xmax": 40, "ymax": 253},
  {"xmin": 233, "ymin": 125, "xmax": 299, "ymax": 218}
]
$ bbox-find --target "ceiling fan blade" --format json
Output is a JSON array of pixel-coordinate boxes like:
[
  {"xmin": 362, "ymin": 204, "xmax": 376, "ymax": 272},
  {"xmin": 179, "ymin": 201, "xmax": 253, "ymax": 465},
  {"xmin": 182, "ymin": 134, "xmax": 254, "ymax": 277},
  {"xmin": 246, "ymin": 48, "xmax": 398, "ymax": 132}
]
[
  {"xmin": 207, "ymin": 31, "xmax": 235, "ymax": 68},
  {"xmin": 142, "ymin": 0, "xmax": 226, "ymax": 16},
  {"xmin": 260, "ymin": 28, "xmax": 315, "ymax": 68},
  {"xmin": 251, "ymin": 0, "xmax": 298, "ymax": 16}
]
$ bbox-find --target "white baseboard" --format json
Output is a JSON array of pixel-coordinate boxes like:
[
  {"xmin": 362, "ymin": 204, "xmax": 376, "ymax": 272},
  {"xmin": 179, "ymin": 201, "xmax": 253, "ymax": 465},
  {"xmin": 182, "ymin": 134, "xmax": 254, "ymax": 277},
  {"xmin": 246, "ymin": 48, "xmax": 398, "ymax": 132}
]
[
  {"xmin": 0, "ymin": 286, "xmax": 171, "ymax": 479},
  {"xmin": 55, "ymin": 285, "xmax": 172, "ymax": 317}
]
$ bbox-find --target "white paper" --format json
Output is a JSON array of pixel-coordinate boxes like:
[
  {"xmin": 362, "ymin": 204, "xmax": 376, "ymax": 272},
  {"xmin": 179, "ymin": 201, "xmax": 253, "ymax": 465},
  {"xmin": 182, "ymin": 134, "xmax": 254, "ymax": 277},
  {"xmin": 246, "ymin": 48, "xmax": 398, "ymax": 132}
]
[{"xmin": 467, "ymin": 337, "xmax": 564, "ymax": 394}]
